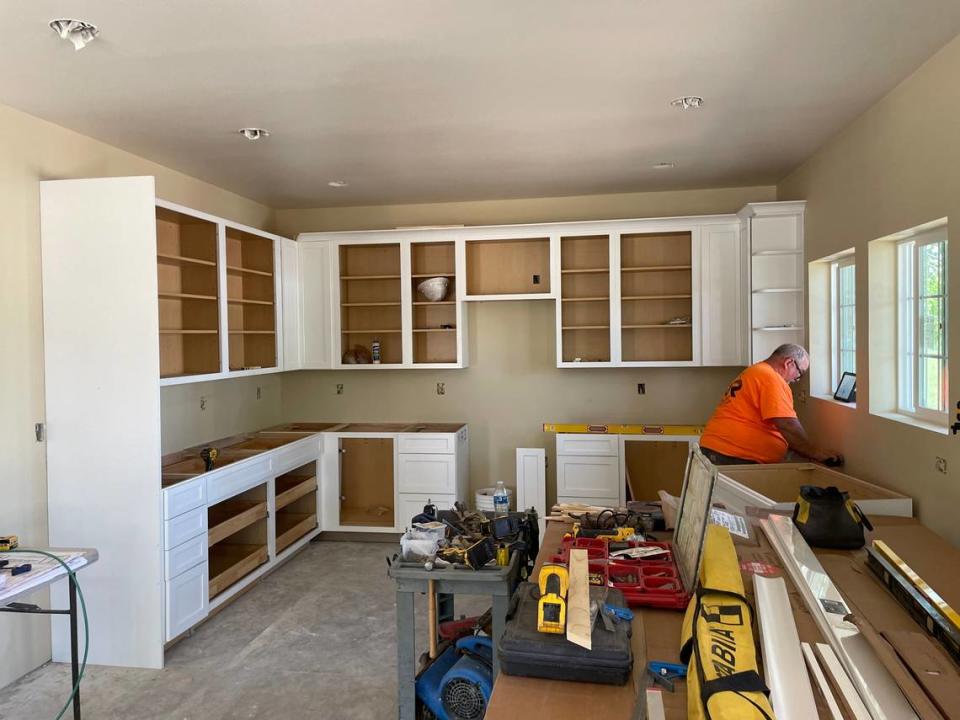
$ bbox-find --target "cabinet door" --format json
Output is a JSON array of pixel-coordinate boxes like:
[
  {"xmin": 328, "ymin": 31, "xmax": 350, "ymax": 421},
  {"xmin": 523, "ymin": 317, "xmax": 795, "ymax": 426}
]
[
  {"xmin": 556, "ymin": 455, "xmax": 620, "ymax": 498},
  {"xmin": 398, "ymin": 454, "xmax": 456, "ymax": 494},
  {"xmin": 281, "ymin": 238, "xmax": 302, "ymax": 370},
  {"xmin": 165, "ymin": 562, "xmax": 208, "ymax": 641},
  {"xmin": 299, "ymin": 241, "xmax": 334, "ymax": 368},
  {"xmin": 701, "ymin": 223, "xmax": 745, "ymax": 366}
]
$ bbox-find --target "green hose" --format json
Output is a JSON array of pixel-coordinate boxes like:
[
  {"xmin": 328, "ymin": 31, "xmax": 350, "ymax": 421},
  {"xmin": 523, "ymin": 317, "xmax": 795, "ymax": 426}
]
[{"xmin": 8, "ymin": 548, "xmax": 89, "ymax": 720}]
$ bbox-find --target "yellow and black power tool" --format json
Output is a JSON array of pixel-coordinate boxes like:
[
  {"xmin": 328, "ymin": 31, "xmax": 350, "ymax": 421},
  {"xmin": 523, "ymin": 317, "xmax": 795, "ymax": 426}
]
[
  {"xmin": 537, "ymin": 563, "xmax": 569, "ymax": 634},
  {"xmin": 569, "ymin": 524, "xmax": 636, "ymax": 542}
]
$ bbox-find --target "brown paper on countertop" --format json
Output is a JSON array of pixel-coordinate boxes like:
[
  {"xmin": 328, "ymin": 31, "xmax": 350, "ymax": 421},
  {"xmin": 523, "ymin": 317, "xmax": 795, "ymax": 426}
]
[
  {"xmin": 884, "ymin": 630, "xmax": 960, "ymax": 719},
  {"xmin": 566, "ymin": 548, "xmax": 591, "ymax": 650}
]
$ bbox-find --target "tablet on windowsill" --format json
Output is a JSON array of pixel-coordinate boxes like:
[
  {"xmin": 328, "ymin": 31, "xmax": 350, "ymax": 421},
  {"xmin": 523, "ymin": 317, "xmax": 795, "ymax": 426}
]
[{"xmin": 834, "ymin": 372, "xmax": 856, "ymax": 403}]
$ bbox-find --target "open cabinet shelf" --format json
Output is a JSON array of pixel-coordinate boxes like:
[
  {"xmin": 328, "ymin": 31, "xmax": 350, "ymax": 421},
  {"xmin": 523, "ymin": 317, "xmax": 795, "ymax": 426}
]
[
  {"xmin": 340, "ymin": 437, "xmax": 394, "ymax": 528},
  {"xmin": 412, "ymin": 241, "xmax": 457, "ymax": 364},
  {"xmin": 620, "ymin": 232, "xmax": 693, "ymax": 362},
  {"xmin": 208, "ymin": 542, "xmax": 269, "ymax": 600},
  {"xmin": 466, "ymin": 237, "xmax": 550, "ymax": 296},
  {"xmin": 560, "ymin": 235, "xmax": 610, "ymax": 363},
  {"xmin": 156, "ymin": 207, "xmax": 221, "ymax": 378},
  {"xmin": 226, "ymin": 227, "xmax": 277, "ymax": 371},
  {"xmin": 340, "ymin": 244, "xmax": 402, "ymax": 365}
]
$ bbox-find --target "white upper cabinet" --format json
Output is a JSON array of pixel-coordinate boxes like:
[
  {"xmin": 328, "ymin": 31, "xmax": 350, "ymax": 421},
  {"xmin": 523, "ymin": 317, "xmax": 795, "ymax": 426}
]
[
  {"xmin": 296, "ymin": 206, "xmax": 800, "ymax": 370},
  {"xmin": 280, "ymin": 238, "xmax": 302, "ymax": 371},
  {"xmin": 739, "ymin": 201, "xmax": 806, "ymax": 363}
]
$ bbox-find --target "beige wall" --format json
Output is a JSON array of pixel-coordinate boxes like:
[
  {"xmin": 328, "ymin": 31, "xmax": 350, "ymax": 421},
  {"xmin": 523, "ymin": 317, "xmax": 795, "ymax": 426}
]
[
  {"xmin": 0, "ymin": 102, "xmax": 275, "ymax": 689},
  {"xmin": 277, "ymin": 186, "xmax": 777, "ymax": 504},
  {"xmin": 273, "ymin": 185, "xmax": 776, "ymax": 235},
  {"xmin": 779, "ymin": 34, "xmax": 960, "ymax": 545}
]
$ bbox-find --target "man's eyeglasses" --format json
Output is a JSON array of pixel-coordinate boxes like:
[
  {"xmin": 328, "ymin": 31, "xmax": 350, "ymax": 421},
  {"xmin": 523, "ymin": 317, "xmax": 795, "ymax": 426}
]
[{"xmin": 786, "ymin": 358, "xmax": 807, "ymax": 384}]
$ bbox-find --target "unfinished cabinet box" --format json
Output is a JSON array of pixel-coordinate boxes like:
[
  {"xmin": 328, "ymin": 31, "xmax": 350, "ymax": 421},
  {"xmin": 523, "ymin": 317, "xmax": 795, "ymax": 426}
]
[
  {"xmin": 559, "ymin": 235, "xmax": 611, "ymax": 364},
  {"xmin": 465, "ymin": 237, "xmax": 551, "ymax": 297},
  {"xmin": 275, "ymin": 461, "xmax": 319, "ymax": 555},
  {"xmin": 622, "ymin": 437, "xmax": 697, "ymax": 501},
  {"xmin": 339, "ymin": 437, "xmax": 397, "ymax": 527},
  {"xmin": 156, "ymin": 207, "xmax": 221, "ymax": 378},
  {"xmin": 207, "ymin": 483, "xmax": 269, "ymax": 599},
  {"xmin": 226, "ymin": 227, "xmax": 278, "ymax": 371},
  {"xmin": 339, "ymin": 243, "xmax": 403, "ymax": 365},
  {"xmin": 620, "ymin": 232, "xmax": 694, "ymax": 363},
  {"xmin": 412, "ymin": 241, "xmax": 458, "ymax": 364},
  {"xmin": 714, "ymin": 463, "xmax": 912, "ymax": 517}
]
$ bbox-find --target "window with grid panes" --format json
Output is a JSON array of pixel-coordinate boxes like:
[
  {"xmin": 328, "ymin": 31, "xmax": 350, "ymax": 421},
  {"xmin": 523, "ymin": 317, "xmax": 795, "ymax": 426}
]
[
  {"xmin": 897, "ymin": 231, "xmax": 948, "ymax": 422},
  {"xmin": 831, "ymin": 256, "xmax": 856, "ymax": 392}
]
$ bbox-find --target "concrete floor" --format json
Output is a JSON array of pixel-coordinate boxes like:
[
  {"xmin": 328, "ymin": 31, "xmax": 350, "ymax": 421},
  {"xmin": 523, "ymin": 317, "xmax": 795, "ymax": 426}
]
[{"xmin": 0, "ymin": 540, "xmax": 487, "ymax": 719}]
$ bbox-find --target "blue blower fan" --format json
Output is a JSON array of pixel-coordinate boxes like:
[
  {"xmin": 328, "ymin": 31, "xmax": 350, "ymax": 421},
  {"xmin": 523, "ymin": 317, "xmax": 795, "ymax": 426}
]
[{"xmin": 416, "ymin": 635, "xmax": 493, "ymax": 720}]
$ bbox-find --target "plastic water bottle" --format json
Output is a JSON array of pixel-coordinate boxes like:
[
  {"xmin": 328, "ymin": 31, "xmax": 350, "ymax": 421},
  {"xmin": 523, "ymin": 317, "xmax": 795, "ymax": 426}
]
[
  {"xmin": 493, "ymin": 481, "xmax": 509, "ymax": 517},
  {"xmin": 371, "ymin": 339, "xmax": 381, "ymax": 364}
]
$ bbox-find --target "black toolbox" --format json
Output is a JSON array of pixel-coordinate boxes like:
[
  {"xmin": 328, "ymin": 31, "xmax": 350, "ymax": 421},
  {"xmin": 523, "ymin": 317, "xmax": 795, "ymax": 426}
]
[{"xmin": 497, "ymin": 582, "xmax": 633, "ymax": 685}]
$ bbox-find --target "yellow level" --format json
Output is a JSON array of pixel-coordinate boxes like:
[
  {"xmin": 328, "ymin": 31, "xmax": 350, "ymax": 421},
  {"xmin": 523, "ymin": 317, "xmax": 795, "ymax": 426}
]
[
  {"xmin": 542, "ymin": 423, "xmax": 702, "ymax": 436},
  {"xmin": 873, "ymin": 540, "xmax": 960, "ymax": 634}
]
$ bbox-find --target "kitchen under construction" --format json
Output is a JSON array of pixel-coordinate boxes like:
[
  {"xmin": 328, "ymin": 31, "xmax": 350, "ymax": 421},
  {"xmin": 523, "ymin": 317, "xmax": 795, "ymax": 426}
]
[{"xmin": 3, "ymin": 3, "xmax": 960, "ymax": 719}]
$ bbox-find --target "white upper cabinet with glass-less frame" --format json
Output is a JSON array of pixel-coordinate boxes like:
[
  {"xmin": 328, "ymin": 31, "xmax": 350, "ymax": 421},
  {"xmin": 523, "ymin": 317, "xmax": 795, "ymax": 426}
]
[
  {"xmin": 739, "ymin": 201, "xmax": 806, "ymax": 363},
  {"xmin": 897, "ymin": 228, "xmax": 948, "ymax": 424}
]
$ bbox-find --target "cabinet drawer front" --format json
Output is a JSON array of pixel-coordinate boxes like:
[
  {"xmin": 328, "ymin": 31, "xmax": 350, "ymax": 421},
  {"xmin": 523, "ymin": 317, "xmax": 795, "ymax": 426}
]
[
  {"xmin": 398, "ymin": 454, "xmax": 456, "ymax": 494},
  {"xmin": 206, "ymin": 457, "xmax": 271, "ymax": 505},
  {"xmin": 398, "ymin": 434, "xmax": 456, "ymax": 454},
  {"xmin": 164, "ymin": 506, "xmax": 207, "ymax": 550},
  {"xmin": 165, "ymin": 533, "xmax": 207, "ymax": 579},
  {"xmin": 557, "ymin": 455, "xmax": 619, "ymax": 497},
  {"xmin": 397, "ymin": 493, "xmax": 455, "ymax": 528},
  {"xmin": 163, "ymin": 478, "xmax": 206, "ymax": 520},
  {"xmin": 165, "ymin": 562, "xmax": 208, "ymax": 641},
  {"xmin": 272, "ymin": 436, "xmax": 322, "ymax": 476},
  {"xmin": 556, "ymin": 434, "xmax": 618, "ymax": 457}
]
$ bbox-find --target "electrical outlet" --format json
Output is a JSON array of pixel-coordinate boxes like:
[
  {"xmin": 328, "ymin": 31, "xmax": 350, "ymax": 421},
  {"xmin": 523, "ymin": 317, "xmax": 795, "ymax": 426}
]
[
  {"xmin": 532, "ymin": 274, "xmax": 541, "ymax": 285},
  {"xmin": 637, "ymin": 383, "xmax": 646, "ymax": 395},
  {"xmin": 437, "ymin": 382, "xmax": 445, "ymax": 395},
  {"xmin": 200, "ymin": 396, "xmax": 207, "ymax": 411},
  {"xmin": 256, "ymin": 386, "xmax": 262, "ymax": 400},
  {"xmin": 336, "ymin": 384, "xmax": 344, "ymax": 395},
  {"xmin": 936, "ymin": 456, "xmax": 947, "ymax": 474}
]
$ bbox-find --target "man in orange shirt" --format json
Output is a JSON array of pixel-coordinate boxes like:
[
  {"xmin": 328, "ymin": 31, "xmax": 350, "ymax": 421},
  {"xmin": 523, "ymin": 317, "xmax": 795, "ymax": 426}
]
[{"xmin": 700, "ymin": 344, "xmax": 841, "ymax": 465}]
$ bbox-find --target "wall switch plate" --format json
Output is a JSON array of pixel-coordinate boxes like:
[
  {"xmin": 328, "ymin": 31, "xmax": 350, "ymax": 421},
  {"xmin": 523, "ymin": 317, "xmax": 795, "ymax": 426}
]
[
  {"xmin": 256, "ymin": 386, "xmax": 262, "ymax": 400},
  {"xmin": 336, "ymin": 384, "xmax": 344, "ymax": 395},
  {"xmin": 637, "ymin": 383, "xmax": 645, "ymax": 395},
  {"xmin": 437, "ymin": 382, "xmax": 445, "ymax": 395},
  {"xmin": 936, "ymin": 456, "xmax": 947, "ymax": 474},
  {"xmin": 35, "ymin": 423, "xmax": 45, "ymax": 442},
  {"xmin": 200, "ymin": 396, "xmax": 207, "ymax": 411}
]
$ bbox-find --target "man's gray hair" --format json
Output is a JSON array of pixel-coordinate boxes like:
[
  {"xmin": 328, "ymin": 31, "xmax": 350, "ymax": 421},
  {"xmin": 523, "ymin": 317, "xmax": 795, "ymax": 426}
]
[{"xmin": 768, "ymin": 343, "xmax": 808, "ymax": 364}]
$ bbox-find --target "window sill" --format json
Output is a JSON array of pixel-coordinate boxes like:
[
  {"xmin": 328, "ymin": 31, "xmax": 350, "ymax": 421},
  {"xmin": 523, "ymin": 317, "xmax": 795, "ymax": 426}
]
[
  {"xmin": 871, "ymin": 411, "xmax": 948, "ymax": 436},
  {"xmin": 811, "ymin": 394, "xmax": 857, "ymax": 410}
]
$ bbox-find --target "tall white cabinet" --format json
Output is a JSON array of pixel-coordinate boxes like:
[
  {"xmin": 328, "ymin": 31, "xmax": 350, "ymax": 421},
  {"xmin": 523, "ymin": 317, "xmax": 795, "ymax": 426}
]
[{"xmin": 40, "ymin": 177, "xmax": 295, "ymax": 668}]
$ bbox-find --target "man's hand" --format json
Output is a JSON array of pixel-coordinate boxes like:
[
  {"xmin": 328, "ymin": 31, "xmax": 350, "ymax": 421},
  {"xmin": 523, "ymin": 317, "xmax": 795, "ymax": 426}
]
[{"xmin": 770, "ymin": 417, "xmax": 841, "ymax": 465}]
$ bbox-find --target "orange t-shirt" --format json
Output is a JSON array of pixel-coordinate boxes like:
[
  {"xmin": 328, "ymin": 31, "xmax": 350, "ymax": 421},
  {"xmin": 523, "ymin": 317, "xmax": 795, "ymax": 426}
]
[{"xmin": 700, "ymin": 362, "xmax": 797, "ymax": 463}]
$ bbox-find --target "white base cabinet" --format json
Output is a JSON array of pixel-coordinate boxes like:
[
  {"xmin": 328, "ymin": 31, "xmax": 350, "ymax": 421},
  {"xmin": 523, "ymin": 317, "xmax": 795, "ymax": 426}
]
[{"xmin": 166, "ymin": 563, "xmax": 209, "ymax": 641}]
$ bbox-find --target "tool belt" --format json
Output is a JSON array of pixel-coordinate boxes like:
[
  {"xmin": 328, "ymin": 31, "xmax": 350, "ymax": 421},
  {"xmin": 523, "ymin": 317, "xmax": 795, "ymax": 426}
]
[
  {"xmin": 679, "ymin": 525, "xmax": 774, "ymax": 720},
  {"xmin": 793, "ymin": 485, "xmax": 872, "ymax": 549}
]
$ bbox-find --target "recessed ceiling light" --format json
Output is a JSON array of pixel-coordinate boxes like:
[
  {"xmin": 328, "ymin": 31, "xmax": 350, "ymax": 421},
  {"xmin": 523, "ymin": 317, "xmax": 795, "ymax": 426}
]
[
  {"xmin": 652, "ymin": 162, "xmax": 676, "ymax": 170},
  {"xmin": 328, "ymin": 180, "xmax": 349, "ymax": 188},
  {"xmin": 670, "ymin": 96, "xmax": 704, "ymax": 110},
  {"xmin": 49, "ymin": 19, "xmax": 99, "ymax": 51},
  {"xmin": 238, "ymin": 128, "xmax": 270, "ymax": 141}
]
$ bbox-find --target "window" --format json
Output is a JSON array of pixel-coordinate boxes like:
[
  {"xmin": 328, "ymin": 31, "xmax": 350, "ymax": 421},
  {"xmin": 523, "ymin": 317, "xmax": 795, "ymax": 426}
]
[
  {"xmin": 831, "ymin": 257, "xmax": 856, "ymax": 391},
  {"xmin": 897, "ymin": 231, "xmax": 948, "ymax": 422}
]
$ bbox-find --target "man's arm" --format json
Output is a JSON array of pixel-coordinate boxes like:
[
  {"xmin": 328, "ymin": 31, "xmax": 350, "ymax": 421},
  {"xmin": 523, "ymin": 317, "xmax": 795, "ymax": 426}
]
[{"xmin": 770, "ymin": 417, "xmax": 842, "ymax": 464}]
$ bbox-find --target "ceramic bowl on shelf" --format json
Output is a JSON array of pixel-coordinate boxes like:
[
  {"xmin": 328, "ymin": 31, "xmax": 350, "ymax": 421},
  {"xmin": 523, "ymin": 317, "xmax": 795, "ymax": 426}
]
[{"xmin": 417, "ymin": 276, "xmax": 449, "ymax": 302}]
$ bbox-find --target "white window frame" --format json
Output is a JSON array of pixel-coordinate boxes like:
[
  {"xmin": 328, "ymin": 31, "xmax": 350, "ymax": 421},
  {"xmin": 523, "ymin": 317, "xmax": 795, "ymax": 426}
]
[
  {"xmin": 830, "ymin": 255, "xmax": 856, "ymax": 392},
  {"xmin": 896, "ymin": 231, "xmax": 948, "ymax": 424}
]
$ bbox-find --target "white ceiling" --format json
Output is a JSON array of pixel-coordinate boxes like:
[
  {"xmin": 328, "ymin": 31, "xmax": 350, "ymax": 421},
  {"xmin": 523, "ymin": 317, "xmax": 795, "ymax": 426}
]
[{"xmin": 3, "ymin": 2, "xmax": 960, "ymax": 208}]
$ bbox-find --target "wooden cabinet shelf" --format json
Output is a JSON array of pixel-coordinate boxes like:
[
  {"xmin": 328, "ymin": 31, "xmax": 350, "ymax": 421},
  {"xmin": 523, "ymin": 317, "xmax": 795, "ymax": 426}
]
[
  {"xmin": 562, "ymin": 297, "xmax": 609, "ymax": 302},
  {"xmin": 275, "ymin": 512, "xmax": 317, "ymax": 554},
  {"xmin": 621, "ymin": 265, "xmax": 692, "ymax": 272},
  {"xmin": 342, "ymin": 329, "xmax": 401, "ymax": 334},
  {"xmin": 342, "ymin": 302, "xmax": 402, "ymax": 307},
  {"xmin": 276, "ymin": 474, "xmax": 317, "ymax": 510},
  {"xmin": 228, "ymin": 298, "xmax": 274, "ymax": 306},
  {"xmin": 412, "ymin": 273, "xmax": 455, "ymax": 279},
  {"xmin": 226, "ymin": 265, "xmax": 273, "ymax": 277},
  {"xmin": 622, "ymin": 294, "xmax": 692, "ymax": 300},
  {"xmin": 412, "ymin": 301, "xmax": 455, "ymax": 306},
  {"xmin": 157, "ymin": 253, "xmax": 217, "ymax": 267},
  {"xmin": 562, "ymin": 325, "xmax": 609, "ymax": 330},
  {"xmin": 623, "ymin": 323, "xmax": 692, "ymax": 329},
  {"xmin": 413, "ymin": 328, "xmax": 456, "ymax": 333},
  {"xmin": 411, "ymin": 242, "xmax": 457, "ymax": 363},
  {"xmin": 560, "ymin": 235, "xmax": 611, "ymax": 363},
  {"xmin": 208, "ymin": 543, "xmax": 268, "ymax": 599},
  {"xmin": 208, "ymin": 500, "xmax": 268, "ymax": 546},
  {"xmin": 229, "ymin": 330, "xmax": 275, "ymax": 335},
  {"xmin": 159, "ymin": 292, "xmax": 218, "ymax": 301},
  {"xmin": 339, "ymin": 244, "xmax": 403, "ymax": 364},
  {"xmin": 341, "ymin": 274, "xmax": 401, "ymax": 280},
  {"xmin": 561, "ymin": 268, "xmax": 608, "ymax": 275}
]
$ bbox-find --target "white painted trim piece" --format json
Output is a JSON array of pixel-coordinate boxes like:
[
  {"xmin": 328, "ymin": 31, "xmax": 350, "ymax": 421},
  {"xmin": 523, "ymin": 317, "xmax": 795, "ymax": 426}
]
[
  {"xmin": 761, "ymin": 515, "xmax": 918, "ymax": 720},
  {"xmin": 753, "ymin": 575, "xmax": 818, "ymax": 720},
  {"xmin": 516, "ymin": 448, "xmax": 547, "ymax": 535},
  {"xmin": 814, "ymin": 643, "xmax": 872, "ymax": 720},
  {"xmin": 801, "ymin": 642, "xmax": 844, "ymax": 720},
  {"xmin": 645, "ymin": 688, "xmax": 667, "ymax": 720}
]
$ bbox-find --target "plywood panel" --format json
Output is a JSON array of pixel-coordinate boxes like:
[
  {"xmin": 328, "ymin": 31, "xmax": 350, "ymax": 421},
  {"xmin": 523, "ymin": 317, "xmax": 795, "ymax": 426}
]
[
  {"xmin": 624, "ymin": 440, "xmax": 691, "ymax": 500},
  {"xmin": 620, "ymin": 232, "xmax": 691, "ymax": 267},
  {"xmin": 340, "ymin": 243, "xmax": 401, "ymax": 277},
  {"xmin": 621, "ymin": 297, "xmax": 692, "ymax": 326},
  {"xmin": 340, "ymin": 437, "xmax": 394, "ymax": 527},
  {"xmin": 719, "ymin": 464, "xmax": 906, "ymax": 502},
  {"xmin": 621, "ymin": 327, "xmax": 692, "ymax": 362},
  {"xmin": 414, "ymin": 331, "xmax": 457, "ymax": 363},
  {"xmin": 411, "ymin": 241, "xmax": 455, "ymax": 275},
  {"xmin": 466, "ymin": 238, "xmax": 550, "ymax": 295},
  {"xmin": 561, "ymin": 235, "xmax": 609, "ymax": 270},
  {"xmin": 561, "ymin": 329, "xmax": 610, "ymax": 363}
]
